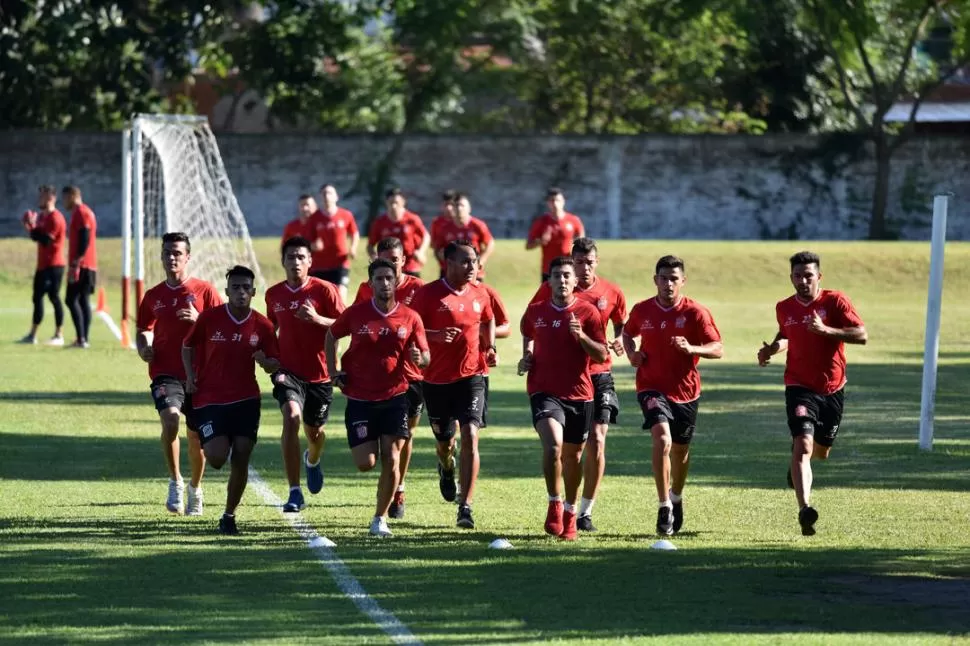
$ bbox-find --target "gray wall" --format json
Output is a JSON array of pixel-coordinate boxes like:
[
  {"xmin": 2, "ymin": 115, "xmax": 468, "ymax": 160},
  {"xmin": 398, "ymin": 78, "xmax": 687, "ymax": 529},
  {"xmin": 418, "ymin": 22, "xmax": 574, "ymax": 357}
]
[{"xmin": 2, "ymin": 132, "xmax": 968, "ymax": 239}]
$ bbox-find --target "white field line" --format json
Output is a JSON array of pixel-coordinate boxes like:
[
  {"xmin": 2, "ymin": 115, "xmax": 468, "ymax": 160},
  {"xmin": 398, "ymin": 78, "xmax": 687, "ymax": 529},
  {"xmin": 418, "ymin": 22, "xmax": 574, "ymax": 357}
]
[{"xmin": 247, "ymin": 467, "xmax": 422, "ymax": 645}]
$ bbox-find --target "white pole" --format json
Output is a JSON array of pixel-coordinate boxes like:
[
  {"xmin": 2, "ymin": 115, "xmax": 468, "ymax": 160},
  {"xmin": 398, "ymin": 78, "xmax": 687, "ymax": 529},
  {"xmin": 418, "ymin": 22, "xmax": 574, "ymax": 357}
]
[
  {"xmin": 918, "ymin": 193, "xmax": 950, "ymax": 451},
  {"xmin": 132, "ymin": 117, "xmax": 145, "ymax": 302},
  {"xmin": 121, "ymin": 128, "xmax": 132, "ymax": 286},
  {"xmin": 604, "ymin": 139, "xmax": 624, "ymax": 239}
]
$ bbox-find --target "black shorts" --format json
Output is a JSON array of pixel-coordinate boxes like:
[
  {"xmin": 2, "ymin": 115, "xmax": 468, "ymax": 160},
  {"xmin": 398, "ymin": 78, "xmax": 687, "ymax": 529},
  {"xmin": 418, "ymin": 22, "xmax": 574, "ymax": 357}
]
[
  {"xmin": 344, "ymin": 394, "xmax": 410, "ymax": 448},
  {"xmin": 406, "ymin": 381, "xmax": 425, "ymax": 421},
  {"xmin": 272, "ymin": 371, "xmax": 333, "ymax": 427},
  {"xmin": 786, "ymin": 386, "xmax": 845, "ymax": 447},
  {"xmin": 150, "ymin": 375, "xmax": 198, "ymax": 431},
  {"xmin": 194, "ymin": 398, "xmax": 261, "ymax": 446},
  {"xmin": 423, "ymin": 375, "xmax": 486, "ymax": 441},
  {"xmin": 530, "ymin": 393, "xmax": 593, "ymax": 445},
  {"xmin": 310, "ymin": 267, "xmax": 350, "ymax": 288},
  {"xmin": 481, "ymin": 375, "xmax": 490, "ymax": 429},
  {"xmin": 637, "ymin": 391, "xmax": 699, "ymax": 445},
  {"xmin": 591, "ymin": 372, "xmax": 620, "ymax": 425},
  {"xmin": 34, "ymin": 266, "xmax": 64, "ymax": 294},
  {"xmin": 72, "ymin": 268, "xmax": 97, "ymax": 294}
]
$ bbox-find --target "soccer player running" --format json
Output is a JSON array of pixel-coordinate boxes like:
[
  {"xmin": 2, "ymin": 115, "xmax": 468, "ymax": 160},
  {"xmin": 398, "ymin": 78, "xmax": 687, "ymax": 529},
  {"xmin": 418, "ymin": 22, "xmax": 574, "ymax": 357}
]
[
  {"xmin": 137, "ymin": 233, "xmax": 222, "ymax": 515},
  {"xmin": 529, "ymin": 237, "xmax": 627, "ymax": 531},
  {"xmin": 19, "ymin": 184, "xmax": 67, "ymax": 345},
  {"xmin": 430, "ymin": 190, "xmax": 457, "ymax": 278},
  {"xmin": 308, "ymin": 185, "xmax": 359, "ymax": 302},
  {"xmin": 326, "ymin": 259, "xmax": 430, "ymax": 537},
  {"xmin": 367, "ymin": 188, "xmax": 430, "ymax": 277},
  {"xmin": 757, "ymin": 251, "xmax": 867, "ymax": 536},
  {"xmin": 281, "ymin": 194, "xmax": 318, "ymax": 252},
  {"xmin": 525, "ymin": 187, "xmax": 584, "ymax": 284},
  {"xmin": 622, "ymin": 256, "xmax": 723, "ymax": 537},
  {"xmin": 411, "ymin": 241, "xmax": 495, "ymax": 529},
  {"xmin": 266, "ymin": 236, "xmax": 345, "ymax": 513},
  {"xmin": 63, "ymin": 186, "xmax": 98, "ymax": 348},
  {"xmin": 520, "ymin": 257, "xmax": 608, "ymax": 540},
  {"xmin": 182, "ymin": 266, "xmax": 280, "ymax": 535},
  {"xmin": 353, "ymin": 238, "xmax": 424, "ymax": 518},
  {"xmin": 432, "ymin": 193, "xmax": 495, "ymax": 279}
]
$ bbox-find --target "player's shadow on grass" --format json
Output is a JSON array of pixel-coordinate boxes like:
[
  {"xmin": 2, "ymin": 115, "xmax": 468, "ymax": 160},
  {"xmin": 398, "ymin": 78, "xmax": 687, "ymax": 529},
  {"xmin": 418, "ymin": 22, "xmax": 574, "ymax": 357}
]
[
  {"xmin": 0, "ymin": 434, "xmax": 165, "ymax": 481},
  {"xmin": 0, "ymin": 390, "xmax": 148, "ymax": 406}
]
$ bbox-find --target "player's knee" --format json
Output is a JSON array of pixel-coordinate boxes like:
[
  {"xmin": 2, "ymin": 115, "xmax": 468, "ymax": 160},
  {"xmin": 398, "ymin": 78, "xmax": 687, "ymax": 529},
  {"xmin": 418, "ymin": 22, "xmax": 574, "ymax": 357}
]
[
  {"xmin": 792, "ymin": 432, "xmax": 813, "ymax": 457},
  {"xmin": 356, "ymin": 457, "xmax": 376, "ymax": 472},
  {"xmin": 589, "ymin": 424, "xmax": 608, "ymax": 447},
  {"xmin": 543, "ymin": 442, "xmax": 562, "ymax": 461},
  {"xmin": 651, "ymin": 425, "xmax": 672, "ymax": 447},
  {"xmin": 205, "ymin": 449, "xmax": 227, "ymax": 469},
  {"xmin": 159, "ymin": 409, "xmax": 180, "ymax": 434},
  {"xmin": 303, "ymin": 424, "xmax": 323, "ymax": 442}
]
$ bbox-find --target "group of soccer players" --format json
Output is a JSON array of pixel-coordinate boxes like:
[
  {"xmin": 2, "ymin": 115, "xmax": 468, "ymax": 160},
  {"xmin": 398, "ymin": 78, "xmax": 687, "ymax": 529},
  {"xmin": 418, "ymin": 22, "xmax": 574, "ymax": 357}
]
[{"xmin": 128, "ymin": 182, "xmax": 867, "ymax": 540}]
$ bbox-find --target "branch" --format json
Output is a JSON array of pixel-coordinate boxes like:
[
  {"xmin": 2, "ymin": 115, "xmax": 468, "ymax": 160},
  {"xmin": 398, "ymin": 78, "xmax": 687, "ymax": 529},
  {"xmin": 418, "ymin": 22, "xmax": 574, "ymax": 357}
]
[
  {"xmin": 888, "ymin": 0, "xmax": 938, "ymax": 100},
  {"xmin": 808, "ymin": 1, "xmax": 870, "ymax": 130},
  {"xmin": 846, "ymin": 8, "xmax": 884, "ymax": 106},
  {"xmin": 890, "ymin": 51, "xmax": 970, "ymax": 152}
]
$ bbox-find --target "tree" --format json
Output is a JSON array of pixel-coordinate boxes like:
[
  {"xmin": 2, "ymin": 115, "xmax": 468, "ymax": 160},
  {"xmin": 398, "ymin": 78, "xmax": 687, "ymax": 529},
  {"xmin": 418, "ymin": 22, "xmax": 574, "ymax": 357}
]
[{"xmin": 798, "ymin": 0, "xmax": 970, "ymax": 239}]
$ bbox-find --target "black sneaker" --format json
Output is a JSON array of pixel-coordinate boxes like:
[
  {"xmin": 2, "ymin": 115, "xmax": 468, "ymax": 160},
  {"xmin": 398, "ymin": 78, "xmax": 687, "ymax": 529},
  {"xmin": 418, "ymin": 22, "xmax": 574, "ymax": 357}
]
[
  {"xmin": 656, "ymin": 506, "xmax": 674, "ymax": 536},
  {"xmin": 672, "ymin": 501, "xmax": 684, "ymax": 533},
  {"xmin": 456, "ymin": 504, "xmax": 475, "ymax": 529},
  {"xmin": 438, "ymin": 463, "xmax": 457, "ymax": 503},
  {"xmin": 388, "ymin": 490, "xmax": 405, "ymax": 519},
  {"xmin": 577, "ymin": 515, "xmax": 597, "ymax": 532},
  {"xmin": 798, "ymin": 506, "xmax": 819, "ymax": 536},
  {"xmin": 786, "ymin": 467, "xmax": 794, "ymax": 489},
  {"xmin": 218, "ymin": 513, "xmax": 239, "ymax": 536}
]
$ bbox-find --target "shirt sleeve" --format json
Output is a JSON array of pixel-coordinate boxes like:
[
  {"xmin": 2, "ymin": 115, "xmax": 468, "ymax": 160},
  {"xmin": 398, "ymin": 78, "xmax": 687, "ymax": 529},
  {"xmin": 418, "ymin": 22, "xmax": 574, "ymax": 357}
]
[
  {"xmin": 611, "ymin": 287, "xmax": 628, "ymax": 326},
  {"xmin": 520, "ymin": 310, "xmax": 534, "ymax": 339},
  {"xmin": 622, "ymin": 306, "xmax": 640, "ymax": 337},
  {"xmin": 329, "ymin": 308, "xmax": 352, "ymax": 340},
  {"xmin": 136, "ymin": 292, "xmax": 156, "ymax": 332},
  {"xmin": 775, "ymin": 302, "xmax": 787, "ymax": 339},
  {"xmin": 266, "ymin": 293, "xmax": 278, "ymax": 328},
  {"xmin": 346, "ymin": 212, "xmax": 359, "ymax": 236},
  {"xmin": 835, "ymin": 293, "xmax": 865, "ymax": 328},
  {"xmin": 490, "ymin": 290, "xmax": 509, "ymax": 327},
  {"xmin": 412, "ymin": 214, "xmax": 428, "ymax": 239},
  {"xmin": 183, "ymin": 313, "xmax": 205, "ymax": 348},
  {"xmin": 583, "ymin": 307, "xmax": 607, "ymax": 343},
  {"xmin": 260, "ymin": 318, "xmax": 280, "ymax": 358},
  {"xmin": 409, "ymin": 313, "xmax": 429, "ymax": 353},
  {"xmin": 367, "ymin": 218, "xmax": 381, "ymax": 246},
  {"xmin": 573, "ymin": 215, "xmax": 585, "ymax": 238},
  {"xmin": 476, "ymin": 220, "xmax": 494, "ymax": 246},
  {"xmin": 527, "ymin": 217, "xmax": 544, "ymax": 243},
  {"xmin": 480, "ymin": 295, "xmax": 494, "ymax": 322},
  {"xmin": 204, "ymin": 284, "xmax": 222, "ymax": 309},
  {"xmin": 695, "ymin": 307, "xmax": 722, "ymax": 344}
]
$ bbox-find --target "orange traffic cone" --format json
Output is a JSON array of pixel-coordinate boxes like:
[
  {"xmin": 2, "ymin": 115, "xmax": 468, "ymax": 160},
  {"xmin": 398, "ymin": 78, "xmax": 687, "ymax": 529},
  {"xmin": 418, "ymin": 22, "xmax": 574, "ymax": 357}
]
[
  {"xmin": 120, "ymin": 321, "xmax": 131, "ymax": 348},
  {"xmin": 95, "ymin": 287, "xmax": 107, "ymax": 313}
]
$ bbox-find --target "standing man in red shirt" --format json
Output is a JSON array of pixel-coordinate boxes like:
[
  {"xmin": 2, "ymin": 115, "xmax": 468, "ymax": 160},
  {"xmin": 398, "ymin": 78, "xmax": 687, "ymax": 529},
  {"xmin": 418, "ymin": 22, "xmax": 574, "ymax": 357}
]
[
  {"xmin": 19, "ymin": 184, "xmax": 67, "ymax": 346},
  {"xmin": 309, "ymin": 184, "xmax": 359, "ymax": 303},
  {"xmin": 430, "ymin": 190, "xmax": 457, "ymax": 277},
  {"xmin": 137, "ymin": 233, "xmax": 222, "ymax": 516},
  {"xmin": 526, "ymin": 187, "xmax": 584, "ymax": 284},
  {"xmin": 326, "ymin": 259, "xmax": 430, "ymax": 537},
  {"xmin": 182, "ymin": 266, "xmax": 280, "ymax": 535},
  {"xmin": 622, "ymin": 255, "xmax": 723, "ymax": 537},
  {"xmin": 411, "ymin": 241, "xmax": 495, "ymax": 529},
  {"xmin": 266, "ymin": 237, "xmax": 346, "ymax": 513},
  {"xmin": 433, "ymin": 193, "xmax": 495, "ymax": 280},
  {"xmin": 281, "ymin": 194, "xmax": 317, "ymax": 248},
  {"xmin": 757, "ymin": 251, "xmax": 867, "ymax": 536},
  {"xmin": 63, "ymin": 186, "xmax": 98, "ymax": 348},
  {"xmin": 353, "ymin": 237, "xmax": 424, "ymax": 519},
  {"xmin": 519, "ymin": 257, "xmax": 608, "ymax": 540},
  {"xmin": 368, "ymin": 188, "xmax": 430, "ymax": 278}
]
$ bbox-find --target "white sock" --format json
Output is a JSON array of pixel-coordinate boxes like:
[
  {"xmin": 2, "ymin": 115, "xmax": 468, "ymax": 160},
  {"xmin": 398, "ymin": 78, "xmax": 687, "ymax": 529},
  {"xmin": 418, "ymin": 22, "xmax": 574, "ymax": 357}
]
[
  {"xmin": 396, "ymin": 483, "xmax": 405, "ymax": 493},
  {"xmin": 669, "ymin": 490, "xmax": 683, "ymax": 504},
  {"xmin": 659, "ymin": 499, "xmax": 672, "ymax": 509},
  {"xmin": 373, "ymin": 515, "xmax": 385, "ymax": 523},
  {"xmin": 171, "ymin": 477, "xmax": 183, "ymax": 485},
  {"xmin": 563, "ymin": 502, "xmax": 575, "ymax": 513},
  {"xmin": 290, "ymin": 485, "xmax": 301, "ymax": 493},
  {"xmin": 579, "ymin": 497, "xmax": 594, "ymax": 517},
  {"xmin": 305, "ymin": 454, "xmax": 320, "ymax": 467},
  {"xmin": 548, "ymin": 494, "xmax": 561, "ymax": 502}
]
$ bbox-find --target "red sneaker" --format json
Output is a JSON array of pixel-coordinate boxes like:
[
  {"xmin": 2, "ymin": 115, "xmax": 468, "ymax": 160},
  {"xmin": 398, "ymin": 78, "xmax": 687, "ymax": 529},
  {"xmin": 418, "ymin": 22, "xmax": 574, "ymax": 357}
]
[
  {"xmin": 560, "ymin": 510, "xmax": 578, "ymax": 541},
  {"xmin": 544, "ymin": 500, "xmax": 564, "ymax": 536}
]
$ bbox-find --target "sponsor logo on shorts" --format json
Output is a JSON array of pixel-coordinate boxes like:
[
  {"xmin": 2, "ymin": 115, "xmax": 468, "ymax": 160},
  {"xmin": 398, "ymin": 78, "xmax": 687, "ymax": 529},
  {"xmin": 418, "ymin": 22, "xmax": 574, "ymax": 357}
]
[
  {"xmin": 154, "ymin": 385, "xmax": 167, "ymax": 398},
  {"xmin": 200, "ymin": 422, "xmax": 214, "ymax": 438},
  {"xmin": 646, "ymin": 397, "xmax": 659, "ymax": 410},
  {"xmin": 795, "ymin": 405, "xmax": 809, "ymax": 417},
  {"xmin": 355, "ymin": 423, "xmax": 368, "ymax": 439},
  {"xmin": 275, "ymin": 373, "xmax": 287, "ymax": 384}
]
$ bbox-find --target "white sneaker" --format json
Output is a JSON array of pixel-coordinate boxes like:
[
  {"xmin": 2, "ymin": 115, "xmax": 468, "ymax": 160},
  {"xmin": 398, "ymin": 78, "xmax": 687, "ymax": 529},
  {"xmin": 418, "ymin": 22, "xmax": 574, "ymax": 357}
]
[
  {"xmin": 185, "ymin": 484, "xmax": 204, "ymax": 516},
  {"xmin": 45, "ymin": 335, "xmax": 65, "ymax": 347},
  {"xmin": 368, "ymin": 516, "xmax": 392, "ymax": 538},
  {"xmin": 166, "ymin": 479, "xmax": 185, "ymax": 514}
]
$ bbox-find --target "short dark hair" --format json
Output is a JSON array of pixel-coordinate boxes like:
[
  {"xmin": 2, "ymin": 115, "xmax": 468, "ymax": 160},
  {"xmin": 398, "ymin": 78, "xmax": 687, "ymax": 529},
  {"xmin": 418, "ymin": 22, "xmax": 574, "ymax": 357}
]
[
  {"xmin": 546, "ymin": 187, "xmax": 564, "ymax": 199},
  {"xmin": 62, "ymin": 185, "xmax": 81, "ymax": 197},
  {"xmin": 38, "ymin": 184, "xmax": 56, "ymax": 195},
  {"xmin": 655, "ymin": 255, "xmax": 685, "ymax": 274},
  {"xmin": 444, "ymin": 240, "xmax": 476, "ymax": 261},
  {"xmin": 376, "ymin": 237, "xmax": 404, "ymax": 254},
  {"xmin": 452, "ymin": 191, "xmax": 469, "ymax": 205},
  {"xmin": 368, "ymin": 258, "xmax": 397, "ymax": 279},
  {"xmin": 550, "ymin": 256, "xmax": 575, "ymax": 273},
  {"xmin": 226, "ymin": 265, "xmax": 256, "ymax": 283},
  {"xmin": 298, "ymin": 193, "xmax": 314, "ymax": 201},
  {"xmin": 162, "ymin": 232, "xmax": 191, "ymax": 253},
  {"xmin": 441, "ymin": 189, "xmax": 457, "ymax": 202},
  {"xmin": 281, "ymin": 236, "xmax": 311, "ymax": 260},
  {"xmin": 572, "ymin": 237, "xmax": 597, "ymax": 256},
  {"xmin": 385, "ymin": 187, "xmax": 404, "ymax": 200},
  {"xmin": 790, "ymin": 251, "xmax": 820, "ymax": 269}
]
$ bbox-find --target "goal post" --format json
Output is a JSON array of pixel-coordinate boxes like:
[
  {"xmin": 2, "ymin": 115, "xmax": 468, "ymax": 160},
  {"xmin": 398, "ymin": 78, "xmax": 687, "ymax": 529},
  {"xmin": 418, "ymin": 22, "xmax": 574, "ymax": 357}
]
[
  {"xmin": 918, "ymin": 193, "xmax": 950, "ymax": 451},
  {"xmin": 120, "ymin": 113, "xmax": 266, "ymax": 347}
]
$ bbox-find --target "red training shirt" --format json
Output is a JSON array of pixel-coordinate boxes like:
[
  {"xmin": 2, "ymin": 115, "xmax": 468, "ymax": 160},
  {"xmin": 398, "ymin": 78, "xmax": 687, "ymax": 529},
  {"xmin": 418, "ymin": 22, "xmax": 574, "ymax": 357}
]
[
  {"xmin": 266, "ymin": 277, "xmax": 345, "ymax": 383},
  {"xmin": 521, "ymin": 298, "xmax": 605, "ymax": 401},
  {"xmin": 183, "ymin": 305, "xmax": 279, "ymax": 408},
  {"xmin": 369, "ymin": 211, "xmax": 427, "ymax": 273},
  {"xmin": 411, "ymin": 279, "xmax": 494, "ymax": 384},
  {"xmin": 478, "ymin": 282, "xmax": 508, "ymax": 377},
  {"xmin": 623, "ymin": 296, "xmax": 721, "ymax": 403},
  {"xmin": 329, "ymin": 300, "xmax": 428, "ymax": 401},
  {"xmin": 32, "ymin": 209, "xmax": 66, "ymax": 270},
  {"xmin": 527, "ymin": 212, "xmax": 584, "ymax": 275},
  {"xmin": 776, "ymin": 290, "xmax": 865, "ymax": 395},
  {"xmin": 137, "ymin": 278, "xmax": 222, "ymax": 381},
  {"xmin": 530, "ymin": 276, "xmax": 627, "ymax": 373},
  {"xmin": 353, "ymin": 274, "xmax": 425, "ymax": 382},
  {"xmin": 68, "ymin": 204, "xmax": 98, "ymax": 270},
  {"xmin": 281, "ymin": 217, "xmax": 311, "ymax": 249},
  {"xmin": 432, "ymin": 216, "xmax": 493, "ymax": 274},
  {"xmin": 308, "ymin": 208, "xmax": 358, "ymax": 271},
  {"xmin": 430, "ymin": 214, "xmax": 451, "ymax": 271}
]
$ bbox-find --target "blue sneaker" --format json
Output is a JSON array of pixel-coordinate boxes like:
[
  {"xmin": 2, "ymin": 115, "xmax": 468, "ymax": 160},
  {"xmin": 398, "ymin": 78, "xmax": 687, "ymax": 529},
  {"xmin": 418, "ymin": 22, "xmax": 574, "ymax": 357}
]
[
  {"xmin": 304, "ymin": 450, "xmax": 324, "ymax": 495},
  {"xmin": 283, "ymin": 488, "xmax": 305, "ymax": 513}
]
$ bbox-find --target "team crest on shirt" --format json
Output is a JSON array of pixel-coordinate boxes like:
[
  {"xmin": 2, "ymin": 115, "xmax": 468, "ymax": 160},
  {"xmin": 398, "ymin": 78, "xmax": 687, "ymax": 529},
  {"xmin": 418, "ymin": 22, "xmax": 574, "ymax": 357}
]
[
  {"xmin": 675, "ymin": 316, "xmax": 686, "ymax": 329},
  {"xmin": 817, "ymin": 309, "xmax": 827, "ymax": 320},
  {"xmin": 597, "ymin": 297, "xmax": 607, "ymax": 310},
  {"xmin": 397, "ymin": 326, "xmax": 408, "ymax": 339},
  {"xmin": 249, "ymin": 334, "xmax": 260, "ymax": 347},
  {"xmin": 564, "ymin": 223, "xmax": 574, "ymax": 232},
  {"xmin": 472, "ymin": 300, "xmax": 481, "ymax": 313},
  {"xmin": 337, "ymin": 220, "xmax": 345, "ymax": 228},
  {"xmin": 186, "ymin": 295, "xmax": 196, "ymax": 304}
]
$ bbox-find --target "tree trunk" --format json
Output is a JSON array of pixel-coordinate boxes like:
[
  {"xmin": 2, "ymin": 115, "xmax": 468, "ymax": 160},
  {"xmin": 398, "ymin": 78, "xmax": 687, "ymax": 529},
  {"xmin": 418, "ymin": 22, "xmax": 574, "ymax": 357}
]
[{"xmin": 868, "ymin": 135, "xmax": 892, "ymax": 240}]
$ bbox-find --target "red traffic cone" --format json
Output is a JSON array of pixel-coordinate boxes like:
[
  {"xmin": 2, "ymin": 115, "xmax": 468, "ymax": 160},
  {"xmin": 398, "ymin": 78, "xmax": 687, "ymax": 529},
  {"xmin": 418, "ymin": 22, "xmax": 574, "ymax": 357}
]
[{"xmin": 95, "ymin": 287, "xmax": 107, "ymax": 313}]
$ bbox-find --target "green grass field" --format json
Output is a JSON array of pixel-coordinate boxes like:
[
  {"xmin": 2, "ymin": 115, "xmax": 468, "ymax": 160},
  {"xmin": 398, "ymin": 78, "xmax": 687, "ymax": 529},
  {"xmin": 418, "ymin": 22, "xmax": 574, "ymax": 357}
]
[{"xmin": 1, "ymin": 239, "xmax": 969, "ymax": 645}]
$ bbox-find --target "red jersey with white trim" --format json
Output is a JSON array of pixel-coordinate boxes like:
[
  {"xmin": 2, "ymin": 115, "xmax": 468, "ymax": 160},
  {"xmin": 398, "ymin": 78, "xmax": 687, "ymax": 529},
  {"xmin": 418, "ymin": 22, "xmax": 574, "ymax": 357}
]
[
  {"xmin": 137, "ymin": 278, "xmax": 222, "ymax": 380},
  {"xmin": 308, "ymin": 208, "xmax": 358, "ymax": 270},
  {"xmin": 33, "ymin": 209, "xmax": 66, "ymax": 270},
  {"xmin": 68, "ymin": 204, "xmax": 98, "ymax": 270},
  {"xmin": 329, "ymin": 300, "xmax": 428, "ymax": 401},
  {"xmin": 430, "ymin": 214, "xmax": 451, "ymax": 270},
  {"xmin": 776, "ymin": 290, "xmax": 864, "ymax": 395},
  {"xmin": 530, "ymin": 277, "xmax": 627, "ymax": 373},
  {"xmin": 368, "ymin": 211, "xmax": 427, "ymax": 273},
  {"xmin": 521, "ymin": 298, "xmax": 605, "ymax": 401},
  {"xmin": 623, "ymin": 296, "xmax": 721, "ymax": 402},
  {"xmin": 183, "ymin": 305, "xmax": 279, "ymax": 408},
  {"xmin": 281, "ymin": 218, "xmax": 311, "ymax": 248},
  {"xmin": 527, "ymin": 212, "xmax": 583, "ymax": 274},
  {"xmin": 478, "ymin": 282, "xmax": 508, "ymax": 376},
  {"xmin": 411, "ymin": 279, "xmax": 494, "ymax": 384},
  {"xmin": 432, "ymin": 216, "xmax": 493, "ymax": 273},
  {"xmin": 353, "ymin": 274, "xmax": 426, "ymax": 381},
  {"xmin": 266, "ymin": 277, "xmax": 345, "ymax": 383}
]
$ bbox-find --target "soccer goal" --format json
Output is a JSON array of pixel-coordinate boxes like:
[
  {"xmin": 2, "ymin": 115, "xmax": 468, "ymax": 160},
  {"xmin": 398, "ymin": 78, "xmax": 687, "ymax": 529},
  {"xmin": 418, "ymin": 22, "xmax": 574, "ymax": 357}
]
[{"xmin": 120, "ymin": 114, "xmax": 265, "ymax": 346}]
